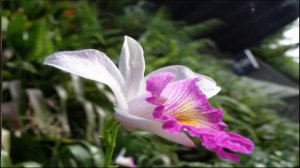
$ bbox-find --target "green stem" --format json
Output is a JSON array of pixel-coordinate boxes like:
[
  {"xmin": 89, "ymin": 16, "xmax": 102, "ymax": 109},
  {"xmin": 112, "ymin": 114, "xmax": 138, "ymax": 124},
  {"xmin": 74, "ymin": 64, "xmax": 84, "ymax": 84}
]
[
  {"xmin": 103, "ymin": 117, "xmax": 120, "ymax": 167},
  {"xmin": 104, "ymin": 145, "xmax": 115, "ymax": 167}
]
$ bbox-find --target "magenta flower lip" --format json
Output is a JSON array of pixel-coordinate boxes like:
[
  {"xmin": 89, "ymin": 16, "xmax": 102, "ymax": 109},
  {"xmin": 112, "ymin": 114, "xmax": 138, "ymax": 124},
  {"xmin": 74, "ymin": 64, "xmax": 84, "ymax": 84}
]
[{"xmin": 146, "ymin": 72, "xmax": 254, "ymax": 162}]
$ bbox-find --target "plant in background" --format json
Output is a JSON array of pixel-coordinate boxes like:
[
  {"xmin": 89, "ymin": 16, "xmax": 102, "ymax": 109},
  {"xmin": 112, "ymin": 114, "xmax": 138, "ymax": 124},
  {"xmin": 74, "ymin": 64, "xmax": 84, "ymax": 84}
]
[{"xmin": 251, "ymin": 21, "xmax": 299, "ymax": 82}]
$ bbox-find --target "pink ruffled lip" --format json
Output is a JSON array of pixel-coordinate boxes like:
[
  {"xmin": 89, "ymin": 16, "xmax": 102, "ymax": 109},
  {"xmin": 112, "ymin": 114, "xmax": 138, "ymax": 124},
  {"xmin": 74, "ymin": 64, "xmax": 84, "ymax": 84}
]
[
  {"xmin": 146, "ymin": 72, "xmax": 227, "ymax": 132},
  {"xmin": 145, "ymin": 72, "xmax": 255, "ymax": 162},
  {"xmin": 196, "ymin": 129, "xmax": 255, "ymax": 162}
]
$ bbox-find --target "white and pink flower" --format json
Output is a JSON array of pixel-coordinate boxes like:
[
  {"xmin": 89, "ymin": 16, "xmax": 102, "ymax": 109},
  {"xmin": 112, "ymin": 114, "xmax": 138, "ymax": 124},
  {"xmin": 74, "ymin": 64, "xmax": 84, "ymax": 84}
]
[{"xmin": 44, "ymin": 36, "xmax": 254, "ymax": 162}]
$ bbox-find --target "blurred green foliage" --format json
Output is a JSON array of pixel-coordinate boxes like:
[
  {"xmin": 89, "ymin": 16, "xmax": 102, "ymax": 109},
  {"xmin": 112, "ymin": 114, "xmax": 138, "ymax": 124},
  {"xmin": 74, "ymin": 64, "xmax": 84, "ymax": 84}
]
[
  {"xmin": 252, "ymin": 27, "xmax": 299, "ymax": 82},
  {"xmin": 2, "ymin": 0, "xmax": 299, "ymax": 167}
]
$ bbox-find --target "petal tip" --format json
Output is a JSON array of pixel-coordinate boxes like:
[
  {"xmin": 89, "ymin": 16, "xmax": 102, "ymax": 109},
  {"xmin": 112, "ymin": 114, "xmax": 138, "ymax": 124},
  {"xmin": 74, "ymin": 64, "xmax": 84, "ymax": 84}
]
[
  {"xmin": 43, "ymin": 53, "xmax": 58, "ymax": 66},
  {"xmin": 124, "ymin": 35, "xmax": 135, "ymax": 43}
]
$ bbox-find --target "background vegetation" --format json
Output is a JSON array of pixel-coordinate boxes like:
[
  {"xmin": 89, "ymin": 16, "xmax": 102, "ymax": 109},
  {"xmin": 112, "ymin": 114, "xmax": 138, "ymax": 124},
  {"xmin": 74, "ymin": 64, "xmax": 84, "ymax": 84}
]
[
  {"xmin": 252, "ymin": 24, "xmax": 299, "ymax": 82},
  {"xmin": 2, "ymin": 1, "xmax": 299, "ymax": 167}
]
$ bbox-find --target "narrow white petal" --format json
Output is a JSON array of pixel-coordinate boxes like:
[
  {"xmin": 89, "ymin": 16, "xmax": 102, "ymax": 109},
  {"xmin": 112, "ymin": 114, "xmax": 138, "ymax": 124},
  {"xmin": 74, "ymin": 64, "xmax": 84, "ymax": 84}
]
[
  {"xmin": 44, "ymin": 49, "xmax": 127, "ymax": 110},
  {"xmin": 119, "ymin": 36, "xmax": 145, "ymax": 100},
  {"xmin": 115, "ymin": 112, "xmax": 195, "ymax": 147},
  {"xmin": 145, "ymin": 65, "xmax": 221, "ymax": 99}
]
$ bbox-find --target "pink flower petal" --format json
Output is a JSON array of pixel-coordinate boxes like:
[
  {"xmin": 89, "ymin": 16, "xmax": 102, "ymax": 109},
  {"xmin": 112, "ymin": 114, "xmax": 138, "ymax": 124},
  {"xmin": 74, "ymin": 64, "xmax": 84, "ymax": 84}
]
[
  {"xmin": 197, "ymin": 129, "xmax": 255, "ymax": 162},
  {"xmin": 145, "ymin": 72, "xmax": 255, "ymax": 162},
  {"xmin": 215, "ymin": 147, "xmax": 241, "ymax": 162},
  {"xmin": 146, "ymin": 73, "xmax": 223, "ymax": 131},
  {"xmin": 146, "ymin": 72, "xmax": 174, "ymax": 99}
]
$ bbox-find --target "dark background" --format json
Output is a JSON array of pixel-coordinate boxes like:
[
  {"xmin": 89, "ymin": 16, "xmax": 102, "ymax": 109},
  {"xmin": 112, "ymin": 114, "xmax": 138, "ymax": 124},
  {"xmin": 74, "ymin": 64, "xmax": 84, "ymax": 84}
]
[{"xmin": 154, "ymin": 0, "xmax": 299, "ymax": 53}]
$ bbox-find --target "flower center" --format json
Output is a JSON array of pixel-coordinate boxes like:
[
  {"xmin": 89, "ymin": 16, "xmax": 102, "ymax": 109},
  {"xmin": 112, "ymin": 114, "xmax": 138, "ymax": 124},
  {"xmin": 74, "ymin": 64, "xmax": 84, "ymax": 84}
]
[{"xmin": 172, "ymin": 109, "xmax": 208, "ymax": 128}]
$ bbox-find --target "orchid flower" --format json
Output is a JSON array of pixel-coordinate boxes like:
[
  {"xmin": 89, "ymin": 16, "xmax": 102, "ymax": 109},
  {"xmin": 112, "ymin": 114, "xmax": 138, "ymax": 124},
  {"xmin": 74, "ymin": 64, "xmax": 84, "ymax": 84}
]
[{"xmin": 44, "ymin": 36, "xmax": 254, "ymax": 162}]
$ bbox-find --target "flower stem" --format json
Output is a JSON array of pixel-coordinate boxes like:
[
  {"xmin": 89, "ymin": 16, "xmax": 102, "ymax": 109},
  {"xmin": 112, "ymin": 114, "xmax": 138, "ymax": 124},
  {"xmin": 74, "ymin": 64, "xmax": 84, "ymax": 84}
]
[{"xmin": 103, "ymin": 117, "xmax": 120, "ymax": 167}]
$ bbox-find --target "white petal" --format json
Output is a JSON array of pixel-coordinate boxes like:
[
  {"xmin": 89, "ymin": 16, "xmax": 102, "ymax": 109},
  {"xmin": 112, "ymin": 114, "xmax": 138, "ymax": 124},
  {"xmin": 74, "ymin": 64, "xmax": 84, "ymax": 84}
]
[
  {"xmin": 146, "ymin": 65, "xmax": 221, "ymax": 99},
  {"xmin": 44, "ymin": 49, "xmax": 127, "ymax": 110},
  {"xmin": 115, "ymin": 112, "xmax": 195, "ymax": 147},
  {"xmin": 128, "ymin": 94, "xmax": 154, "ymax": 119},
  {"xmin": 196, "ymin": 77, "xmax": 221, "ymax": 99},
  {"xmin": 119, "ymin": 36, "xmax": 145, "ymax": 100}
]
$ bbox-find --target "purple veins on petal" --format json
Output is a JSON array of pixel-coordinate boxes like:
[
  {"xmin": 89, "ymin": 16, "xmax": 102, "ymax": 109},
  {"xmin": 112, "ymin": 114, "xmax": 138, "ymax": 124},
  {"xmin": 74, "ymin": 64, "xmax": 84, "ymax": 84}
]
[
  {"xmin": 147, "ymin": 73, "xmax": 222, "ymax": 130},
  {"xmin": 145, "ymin": 72, "xmax": 255, "ymax": 162},
  {"xmin": 146, "ymin": 72, "xmax": 174, "ymax": 98}
]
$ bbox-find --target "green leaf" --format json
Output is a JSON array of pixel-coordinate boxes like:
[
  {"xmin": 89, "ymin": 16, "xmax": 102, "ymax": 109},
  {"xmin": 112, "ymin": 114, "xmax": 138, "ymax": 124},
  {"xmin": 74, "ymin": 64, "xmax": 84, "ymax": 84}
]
[
  {"xmin": 80, "ymin": 141, "xmax": 104, "ymax": 166},
  {"xmin": 28, "ymin": 18, "xmax": 55, "ymax": 62},
  {"xmin": 68, "ymin": 144, "xmax": 93, "ymax": 167},
  {"xmin": 6, "ymin": 13, "xmax": 26, "ymax": 51}
]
